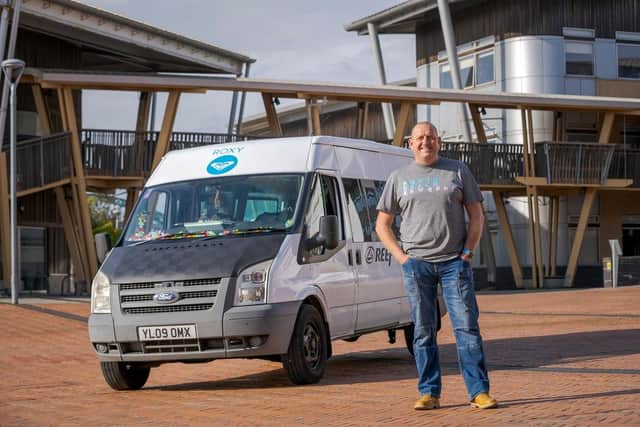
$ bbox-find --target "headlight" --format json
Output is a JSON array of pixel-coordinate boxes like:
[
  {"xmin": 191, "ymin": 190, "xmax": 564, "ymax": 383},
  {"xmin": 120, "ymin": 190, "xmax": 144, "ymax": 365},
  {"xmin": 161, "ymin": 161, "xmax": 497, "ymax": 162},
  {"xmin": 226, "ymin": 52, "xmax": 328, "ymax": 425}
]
[
  {"xmin": 235, "ymin": 259, "xmax": 272, "ymax": 306},
  {"xmin": 91, "ymin": 271, "xmax": 111, "ymax": 314}
]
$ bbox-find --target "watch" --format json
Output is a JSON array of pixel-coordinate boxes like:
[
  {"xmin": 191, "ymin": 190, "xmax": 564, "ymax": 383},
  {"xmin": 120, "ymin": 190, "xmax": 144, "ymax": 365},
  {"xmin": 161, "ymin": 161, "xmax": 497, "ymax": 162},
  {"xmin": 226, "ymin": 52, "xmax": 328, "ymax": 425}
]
[{"xmin": 462, "ymin": 248, "xmax": 474, "ymax": 258}]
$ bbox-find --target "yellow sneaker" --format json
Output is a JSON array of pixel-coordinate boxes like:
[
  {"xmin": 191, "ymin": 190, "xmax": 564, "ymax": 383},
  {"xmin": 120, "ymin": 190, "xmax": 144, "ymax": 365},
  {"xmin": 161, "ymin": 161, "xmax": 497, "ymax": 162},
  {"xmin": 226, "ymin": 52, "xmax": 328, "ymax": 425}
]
[
  {"xmin": 470, "ymin": 392, "xmax": 498, "ymax": 409},
  {"xmin": 414, "ymin": 394, "xmax": 440, "ymax": 410}
]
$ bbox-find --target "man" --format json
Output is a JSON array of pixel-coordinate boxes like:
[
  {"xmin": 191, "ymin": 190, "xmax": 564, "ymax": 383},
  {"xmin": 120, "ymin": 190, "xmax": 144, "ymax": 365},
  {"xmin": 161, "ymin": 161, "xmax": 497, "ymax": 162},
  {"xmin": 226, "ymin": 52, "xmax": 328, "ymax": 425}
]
[{"xmin": 376, "ymin": 121, "xmax": 497, "ymax": 410}]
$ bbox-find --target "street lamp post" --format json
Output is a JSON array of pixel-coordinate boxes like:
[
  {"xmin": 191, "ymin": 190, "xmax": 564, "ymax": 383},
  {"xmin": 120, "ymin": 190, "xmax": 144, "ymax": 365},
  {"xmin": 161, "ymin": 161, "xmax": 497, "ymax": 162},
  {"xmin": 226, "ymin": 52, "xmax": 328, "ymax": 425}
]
[{"xmin": 2, "ymin": 58, "xmax": 25, "ymax": 305}]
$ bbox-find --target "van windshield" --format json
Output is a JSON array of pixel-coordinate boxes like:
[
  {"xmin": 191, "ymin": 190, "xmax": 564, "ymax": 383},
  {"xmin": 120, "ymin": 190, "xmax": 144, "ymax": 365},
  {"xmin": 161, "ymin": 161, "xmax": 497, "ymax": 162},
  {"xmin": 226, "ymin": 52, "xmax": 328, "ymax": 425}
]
[{"xmin": 122, "ymin": 174, "xmax": 304, "ymax": 245}]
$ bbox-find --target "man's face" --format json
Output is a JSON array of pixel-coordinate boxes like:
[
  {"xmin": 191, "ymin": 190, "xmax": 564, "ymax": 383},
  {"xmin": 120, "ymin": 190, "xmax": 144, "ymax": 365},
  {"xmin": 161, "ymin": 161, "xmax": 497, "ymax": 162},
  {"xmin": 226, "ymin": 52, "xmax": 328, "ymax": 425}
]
[{"xmin": 409, "ymin": 123, "xmax": 440, "ymax": 165}]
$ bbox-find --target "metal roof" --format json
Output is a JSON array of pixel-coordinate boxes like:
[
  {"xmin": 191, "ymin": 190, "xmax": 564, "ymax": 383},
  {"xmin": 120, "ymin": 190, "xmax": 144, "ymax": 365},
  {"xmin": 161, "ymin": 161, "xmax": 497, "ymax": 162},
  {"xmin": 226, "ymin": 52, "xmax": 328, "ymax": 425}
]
[
  {"xmin": 345, "ymin": 0, "xmax": 475, "ymax": 35},
  {"xmin": 27, "ymin": 69, "xmax": 640, "ymax": 114},
  {"xmin": 21, "ymin": 0, "xmax": 254, "ymax": 74}
]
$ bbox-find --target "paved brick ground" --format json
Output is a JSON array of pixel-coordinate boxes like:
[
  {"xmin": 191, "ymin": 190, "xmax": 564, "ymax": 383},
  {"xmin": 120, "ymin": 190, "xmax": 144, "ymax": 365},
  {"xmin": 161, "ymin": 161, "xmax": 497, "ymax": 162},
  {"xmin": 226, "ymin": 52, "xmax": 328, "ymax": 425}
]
[{"xmin": 1, "ymin": 287, "xmax": 639, "ymax": 426}]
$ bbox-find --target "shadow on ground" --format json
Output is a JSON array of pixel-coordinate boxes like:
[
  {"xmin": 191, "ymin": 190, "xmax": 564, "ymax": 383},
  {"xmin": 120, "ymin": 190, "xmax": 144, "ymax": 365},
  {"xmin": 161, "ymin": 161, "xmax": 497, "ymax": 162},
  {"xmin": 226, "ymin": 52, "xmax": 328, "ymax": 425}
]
[{"xmin": 148, "ymin": 328, "xmax": 640, "ymax": 391}]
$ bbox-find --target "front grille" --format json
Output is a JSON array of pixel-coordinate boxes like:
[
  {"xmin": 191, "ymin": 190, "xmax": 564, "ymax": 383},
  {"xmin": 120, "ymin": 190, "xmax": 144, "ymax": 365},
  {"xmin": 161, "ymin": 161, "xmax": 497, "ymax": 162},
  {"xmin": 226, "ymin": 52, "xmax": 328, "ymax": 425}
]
[
  {"xmin": 120, "ymin": 290, "xmax": 218, "ymax": 303},
  {"xmin": 122, "ymin": 303, "xmax": 213, "ymax": 315},
  {"xmin": 119, "ymin": 278, "xmax": 221, "ymax": 291},
  {"xmin": 118, "ymin": 278, "xmax": 222, "ymax": 316}
]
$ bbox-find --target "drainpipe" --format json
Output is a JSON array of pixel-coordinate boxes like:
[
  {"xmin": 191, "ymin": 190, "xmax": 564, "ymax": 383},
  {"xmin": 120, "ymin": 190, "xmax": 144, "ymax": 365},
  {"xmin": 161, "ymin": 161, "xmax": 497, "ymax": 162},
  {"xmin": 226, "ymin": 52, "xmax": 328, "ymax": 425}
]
[
  {"xmin": 0, "ymin": 0, "xmax": 22, "ymax": 145},
  {"xmin": 437, "ymin": 0, "xmax": 472, "ymax": 142},
  {"xmin": 367, "ymin": 22, "xmax": 395, "ymax": 141}
]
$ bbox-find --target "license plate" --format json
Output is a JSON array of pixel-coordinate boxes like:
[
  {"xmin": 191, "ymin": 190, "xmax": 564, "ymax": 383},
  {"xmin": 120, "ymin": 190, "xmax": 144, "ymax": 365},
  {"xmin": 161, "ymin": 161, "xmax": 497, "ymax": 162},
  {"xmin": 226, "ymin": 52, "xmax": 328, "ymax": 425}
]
[{"xmin": 138, "ymin": 324, "xmax": 197, "ymax": 341}]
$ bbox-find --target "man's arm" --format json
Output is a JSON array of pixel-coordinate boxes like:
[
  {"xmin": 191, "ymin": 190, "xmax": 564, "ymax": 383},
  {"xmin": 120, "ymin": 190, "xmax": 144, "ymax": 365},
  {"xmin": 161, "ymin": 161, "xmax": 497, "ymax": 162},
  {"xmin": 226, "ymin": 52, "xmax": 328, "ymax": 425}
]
[
  {"xmin": 462, "ymin": 201, "xmax": 484, "ymax": 262},
  {"xmin": 375, "ymin": 211, "xmax": 409, "ymax": 265}
]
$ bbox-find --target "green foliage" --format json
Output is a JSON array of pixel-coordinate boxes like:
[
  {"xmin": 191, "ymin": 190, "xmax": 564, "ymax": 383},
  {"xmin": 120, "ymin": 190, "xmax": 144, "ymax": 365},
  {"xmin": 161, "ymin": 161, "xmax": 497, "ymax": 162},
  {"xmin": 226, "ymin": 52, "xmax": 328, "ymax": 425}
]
[
  {"xmin": 88, "ymin": 192, "xmax": 123, "ymax": 242},
  {"xmin": 93, "ymin": 221, "xmax": 121, "ymax": 244}
]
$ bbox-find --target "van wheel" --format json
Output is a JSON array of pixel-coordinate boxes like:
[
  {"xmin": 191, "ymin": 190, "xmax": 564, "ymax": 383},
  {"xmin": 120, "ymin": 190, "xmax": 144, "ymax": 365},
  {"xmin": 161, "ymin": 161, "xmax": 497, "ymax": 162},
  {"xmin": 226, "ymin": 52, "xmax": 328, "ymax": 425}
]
[
  {"xmin": 100, "ymin": 361, "xmax": 150, "ymax": 390},
  {"xmin": 403, "ymin": 324, "xmax": 415, "ymax": 356},
  {"xmin": 282, "ymin": 304, "xmax": 327, "ymax": 385}
]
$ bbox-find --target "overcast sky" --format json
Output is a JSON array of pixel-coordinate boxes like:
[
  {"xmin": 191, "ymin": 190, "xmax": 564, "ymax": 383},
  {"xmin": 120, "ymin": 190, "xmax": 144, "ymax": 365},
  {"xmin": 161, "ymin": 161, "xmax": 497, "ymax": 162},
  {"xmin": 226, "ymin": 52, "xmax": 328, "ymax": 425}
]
[{"xmin": 80, "ymin": 0, "xmax": 415, "ymax": 133}]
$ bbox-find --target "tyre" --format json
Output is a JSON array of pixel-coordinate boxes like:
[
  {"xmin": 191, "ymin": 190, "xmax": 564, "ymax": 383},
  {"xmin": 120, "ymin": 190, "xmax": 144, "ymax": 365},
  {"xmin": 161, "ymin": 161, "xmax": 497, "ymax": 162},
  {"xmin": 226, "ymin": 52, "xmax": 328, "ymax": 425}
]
[
  {"xmin": 281, "ymin": 304, "xmax": 328, "ymax": 385},
  {"xmin": 100, "ymin": 361, "xmax": 150, "ymax": 390},
  {"xmin": 403, "ymin": 301, "xmax": 442, "ymax": 357},
  {"xmin": 403, "ymin": 324, "xmax": 415, "ymax": 356}
]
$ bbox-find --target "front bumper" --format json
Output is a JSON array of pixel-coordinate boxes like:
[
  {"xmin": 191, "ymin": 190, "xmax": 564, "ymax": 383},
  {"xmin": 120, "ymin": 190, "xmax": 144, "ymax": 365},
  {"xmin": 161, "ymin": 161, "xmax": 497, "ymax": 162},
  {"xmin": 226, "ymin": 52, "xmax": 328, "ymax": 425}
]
[{"xmin": 88, "ymin": 301, "xmax": 300, "ymax": 363}]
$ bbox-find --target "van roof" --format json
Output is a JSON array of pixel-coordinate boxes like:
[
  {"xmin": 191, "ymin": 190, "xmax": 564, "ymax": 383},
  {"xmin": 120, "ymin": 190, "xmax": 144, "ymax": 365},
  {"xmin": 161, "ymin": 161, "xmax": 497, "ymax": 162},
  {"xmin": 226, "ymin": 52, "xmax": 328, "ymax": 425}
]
[{"xmin": 145, "ymin": 136, "xmax": 411, "ymax": 187}]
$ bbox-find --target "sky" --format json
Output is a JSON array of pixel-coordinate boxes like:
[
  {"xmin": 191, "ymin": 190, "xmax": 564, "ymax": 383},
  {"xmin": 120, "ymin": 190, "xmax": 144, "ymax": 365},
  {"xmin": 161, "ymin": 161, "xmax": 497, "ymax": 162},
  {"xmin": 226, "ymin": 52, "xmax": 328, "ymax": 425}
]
[{"xmin": 80, "ymin": 0, "xmax": 415, "ymax": 133}]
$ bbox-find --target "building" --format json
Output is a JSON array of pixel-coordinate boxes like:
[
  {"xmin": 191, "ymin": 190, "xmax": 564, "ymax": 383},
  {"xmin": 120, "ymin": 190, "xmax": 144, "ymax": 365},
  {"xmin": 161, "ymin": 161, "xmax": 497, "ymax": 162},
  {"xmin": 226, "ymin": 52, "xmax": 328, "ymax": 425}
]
[
  {"xmin": 0, "ymin": 0, "xmax": 254, "ymax": 295},
  {"xmin": 346, "ymin": 0, "xmax": 640, "ymax": 287}
]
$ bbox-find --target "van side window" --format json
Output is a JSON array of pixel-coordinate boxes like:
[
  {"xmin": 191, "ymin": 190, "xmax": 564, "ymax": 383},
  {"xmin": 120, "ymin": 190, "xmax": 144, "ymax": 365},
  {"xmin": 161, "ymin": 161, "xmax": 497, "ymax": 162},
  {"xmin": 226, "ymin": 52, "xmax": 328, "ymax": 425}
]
[
  {"xmin": 302, "ymin": 174, "xmax": 344, "ymax": 261},
  {"xmin": 360, "ymin": 179, "xmax": 380, "ymax": 241},
  {"xmin": 342, "ymin": 178, "xmax": 369, "ymax": 242}
]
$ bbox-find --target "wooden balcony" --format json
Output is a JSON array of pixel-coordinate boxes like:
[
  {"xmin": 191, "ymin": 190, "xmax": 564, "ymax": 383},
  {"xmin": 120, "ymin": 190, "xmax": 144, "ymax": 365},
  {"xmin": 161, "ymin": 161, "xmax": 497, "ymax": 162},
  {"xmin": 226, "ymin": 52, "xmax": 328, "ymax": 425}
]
[{"xmin": 5, "ymin": 134, "xmax": 638, "ymax": 196}]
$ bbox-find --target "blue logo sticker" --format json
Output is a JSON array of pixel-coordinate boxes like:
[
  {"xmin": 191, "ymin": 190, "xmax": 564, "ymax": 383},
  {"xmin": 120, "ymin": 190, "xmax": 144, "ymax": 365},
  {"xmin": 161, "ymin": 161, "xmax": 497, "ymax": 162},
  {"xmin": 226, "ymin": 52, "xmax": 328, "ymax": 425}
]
[{"xmin": 207, "ymin": 155, "xmax": 238, "ymax": 175}]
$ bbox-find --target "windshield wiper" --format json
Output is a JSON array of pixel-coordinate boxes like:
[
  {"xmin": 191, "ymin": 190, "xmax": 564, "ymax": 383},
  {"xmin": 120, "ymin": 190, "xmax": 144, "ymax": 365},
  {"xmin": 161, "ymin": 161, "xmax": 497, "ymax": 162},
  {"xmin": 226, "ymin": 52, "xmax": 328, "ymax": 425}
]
[
  {"xmin": 128, "ymin": 232, "xmax": 205, "ymax": 246},
  {"xmin": 234, "ymin": 227, "xmax": 288, "ymax": 234}
]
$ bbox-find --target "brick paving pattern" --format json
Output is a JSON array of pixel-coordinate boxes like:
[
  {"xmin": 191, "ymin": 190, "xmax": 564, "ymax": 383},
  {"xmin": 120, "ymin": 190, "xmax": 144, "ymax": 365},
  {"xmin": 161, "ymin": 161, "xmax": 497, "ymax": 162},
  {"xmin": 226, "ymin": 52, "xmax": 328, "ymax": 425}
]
[{"xmin": 1, "ymin": 287, "xmax": 639, "ymax": 426}]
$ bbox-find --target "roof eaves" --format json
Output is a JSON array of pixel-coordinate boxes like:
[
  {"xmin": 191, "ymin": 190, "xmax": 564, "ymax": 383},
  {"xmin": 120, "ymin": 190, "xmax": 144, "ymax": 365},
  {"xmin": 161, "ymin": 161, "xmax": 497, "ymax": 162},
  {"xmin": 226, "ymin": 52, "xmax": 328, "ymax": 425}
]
[
  {"xmin": 344, "ymin": 0, "xmax": 433, "ymax": 34},
  {"xmin": 23, "ymin": 0, "xmax": 255, "ymax": 69},
  {"xmin": 345, "ymin": 0, "xmax": 470, "ymax": 35}
]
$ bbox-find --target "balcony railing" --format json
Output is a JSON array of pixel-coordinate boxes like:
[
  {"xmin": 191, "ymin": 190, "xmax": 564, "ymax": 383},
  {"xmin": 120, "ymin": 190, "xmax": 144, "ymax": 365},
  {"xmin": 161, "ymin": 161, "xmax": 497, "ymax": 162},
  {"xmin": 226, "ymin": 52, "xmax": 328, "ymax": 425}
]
[
  {"xmin": 608, "ymin": 146, "xmax": 640, "ymax": 188},
  {"xmin": 4, "ymin": 133, "xmax": 72, "ymax": 193},
  {"xmin": 6, "ymin": 133, "xmax": 636, "ymax": 193},
  {"xmin": 439, "ymin": 142, "xmax": 524, "ymax": 185},
  {"xmin": 534, "ymin": 142, "xmax": 616, "ymax": 185},
  {"xmin": 81, "ymin": 129, "xmax": 156, "ymax": 177},
  {"xmin": 81, "ymin": 129, "xmax": 265, "ymax": 177}
]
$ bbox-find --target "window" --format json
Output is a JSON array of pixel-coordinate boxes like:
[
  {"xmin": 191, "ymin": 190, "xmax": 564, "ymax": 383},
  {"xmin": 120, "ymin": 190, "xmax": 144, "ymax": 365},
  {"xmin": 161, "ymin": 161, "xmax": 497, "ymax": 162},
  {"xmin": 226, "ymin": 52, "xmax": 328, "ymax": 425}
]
[
  {"xmin": 618, "ymin": 44, "xmax": 640, "ymax": 78},
  {"xmin": 439, "ymin": 63, "xmax": 453, "ymax": 89},
  {"xmin": 439, "ymin": 49, "xmax": 494, "ymax": 89},
  {"xmin": 459, "ymin": 56, "xmax": 474, "ymax": 88},
  {"xmin": 476, "ymin": 51, "xmax": 495, "ymax": 85},
  {"xmin": 302, "ymin": 174, "xmax": 344, "ymax": 259},
  {"xmin": 123, "ymin": 174, "xmax": 303, "ymax": 243},
  {"xmin": 343, "ymin": 178, "xmax": 369, "ymax": 242},
  {"xmin": 565, "ymin": 41, "xmax": 594, "ymax": 76},
  {"xmin": 360, "ymin": 180, "xmax": 381, "ymax": 241}
]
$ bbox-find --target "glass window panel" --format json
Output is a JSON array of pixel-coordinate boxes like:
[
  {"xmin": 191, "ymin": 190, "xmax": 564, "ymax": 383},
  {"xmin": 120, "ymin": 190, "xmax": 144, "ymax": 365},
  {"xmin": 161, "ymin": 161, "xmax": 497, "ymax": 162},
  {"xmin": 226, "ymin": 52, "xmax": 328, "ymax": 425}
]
[
  {"xmin": 566, "ymin": 41, "xmax": 593, "ymax": 75},
  {"xmin": 342, "ymin": 178, "xmax": 368, "ymax": 242},
  {"xmin": 618, "ymin": 44, "xmax": 640, "ymax": 78},
  {"xmin": 319, "ymin": 175, "xmax": 344, "ymax": 240},
  {"xmin": 439, "ymin": 63, "xmax": 453, "ymax": 89},
  {"xmin": 459, "ymin": 55, "xmax": 474, "ymax": 88},
  {"xmin": 123, "ymin": 174, "xmax": 303, "ymax": 243},
  {"xmin": 476, "ymin": 51, "xmax": 494, "ymax": 85},
  {"xmin": 360, "ymin": 179, "xmax": 380, "ymax": 241},
  {"xmin": 304, "ymin": 177, "xmax": 325, "ymax": 243}
]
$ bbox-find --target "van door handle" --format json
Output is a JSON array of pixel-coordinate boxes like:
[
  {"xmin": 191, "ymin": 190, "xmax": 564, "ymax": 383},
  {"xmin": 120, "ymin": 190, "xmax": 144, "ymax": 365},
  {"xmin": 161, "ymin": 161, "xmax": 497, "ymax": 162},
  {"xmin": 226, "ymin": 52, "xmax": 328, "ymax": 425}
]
[
  {"xmin": 347, "ymin": 249, "xmax": 353, "ymax": 266},
  {"xmin": 355, "ymin": 249, "xmax": 362, "ymax": 265}
]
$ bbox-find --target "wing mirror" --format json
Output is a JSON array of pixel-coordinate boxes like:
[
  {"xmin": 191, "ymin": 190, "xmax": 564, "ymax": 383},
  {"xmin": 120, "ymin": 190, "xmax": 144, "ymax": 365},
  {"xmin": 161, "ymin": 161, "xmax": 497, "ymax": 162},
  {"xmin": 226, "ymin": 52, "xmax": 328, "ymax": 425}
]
[
  {"xmin": 305, "ymin": 215, "xmax": 339, "ymax": 251},
  {"xmin": 95, "ymin": 232, "xmax": 113, "ymax": 264}
]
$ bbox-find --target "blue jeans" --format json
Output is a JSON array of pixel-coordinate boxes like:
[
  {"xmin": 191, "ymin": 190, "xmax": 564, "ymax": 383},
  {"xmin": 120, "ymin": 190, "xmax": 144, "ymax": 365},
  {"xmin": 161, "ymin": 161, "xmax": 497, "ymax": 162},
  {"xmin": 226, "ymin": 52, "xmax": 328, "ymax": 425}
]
[{"xmin": 401, "ymin": 257, "xmax": 490, "ymax": 400}]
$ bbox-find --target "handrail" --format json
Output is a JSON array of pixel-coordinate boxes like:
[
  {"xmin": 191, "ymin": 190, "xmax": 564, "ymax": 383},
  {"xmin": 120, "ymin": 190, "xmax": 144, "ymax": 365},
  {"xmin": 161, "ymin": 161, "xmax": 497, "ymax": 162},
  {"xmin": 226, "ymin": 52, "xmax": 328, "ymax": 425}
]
[
  {"xmin": 439, "ymin": 142, "xmax": 524, "ymax": 185},
  {"xmin": 535, "ymin": 141, "xmax": 620, "ymax": 185},
  {"xmin": 4, "ymin": 133, "xmax": 73, "ymax": 192}
]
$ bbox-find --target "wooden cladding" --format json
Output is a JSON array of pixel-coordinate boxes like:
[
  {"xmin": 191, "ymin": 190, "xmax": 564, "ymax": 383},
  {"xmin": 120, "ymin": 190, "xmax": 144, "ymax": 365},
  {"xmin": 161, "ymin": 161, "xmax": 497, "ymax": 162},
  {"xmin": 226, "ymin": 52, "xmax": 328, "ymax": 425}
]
[{"xmin": 416, "ymin": 0, "xmax": 640, "ymax": 63}]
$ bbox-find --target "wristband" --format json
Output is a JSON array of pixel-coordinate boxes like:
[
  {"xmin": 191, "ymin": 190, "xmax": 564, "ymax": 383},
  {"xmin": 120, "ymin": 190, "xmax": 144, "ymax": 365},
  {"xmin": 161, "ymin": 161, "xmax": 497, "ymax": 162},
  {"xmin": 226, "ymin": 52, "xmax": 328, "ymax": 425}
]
[{"xmin": 462, "ymin": 248, "xmax": 473, "ymax": 258}]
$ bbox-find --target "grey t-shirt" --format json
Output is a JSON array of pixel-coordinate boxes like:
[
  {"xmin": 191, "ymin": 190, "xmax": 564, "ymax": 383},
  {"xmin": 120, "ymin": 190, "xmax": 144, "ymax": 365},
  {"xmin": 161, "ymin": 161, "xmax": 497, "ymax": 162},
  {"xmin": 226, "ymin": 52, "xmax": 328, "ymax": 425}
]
[{"xmin": 376, "ymin": 156, "xmax": 483, "ymax": 262}]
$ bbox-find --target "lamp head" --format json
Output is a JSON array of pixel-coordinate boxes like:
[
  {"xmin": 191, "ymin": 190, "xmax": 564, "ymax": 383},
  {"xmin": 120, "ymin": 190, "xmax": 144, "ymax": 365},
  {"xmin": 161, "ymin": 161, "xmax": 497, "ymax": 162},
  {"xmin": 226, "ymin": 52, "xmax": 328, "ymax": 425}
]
[{"xmin": 1, "ymin": 59, "xmax": 25, "ymax": 85}]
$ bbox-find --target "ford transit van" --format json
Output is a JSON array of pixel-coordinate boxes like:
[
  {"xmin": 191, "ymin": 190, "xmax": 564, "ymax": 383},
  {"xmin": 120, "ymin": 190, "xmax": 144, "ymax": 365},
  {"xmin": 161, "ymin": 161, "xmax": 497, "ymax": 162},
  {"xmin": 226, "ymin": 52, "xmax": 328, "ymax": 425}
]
[{"xmin": 89, "ymin": 136, "xmax": 445, "ymax": 390}]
